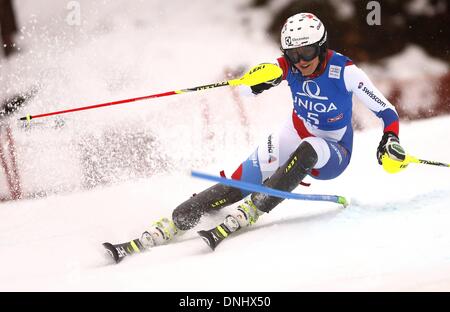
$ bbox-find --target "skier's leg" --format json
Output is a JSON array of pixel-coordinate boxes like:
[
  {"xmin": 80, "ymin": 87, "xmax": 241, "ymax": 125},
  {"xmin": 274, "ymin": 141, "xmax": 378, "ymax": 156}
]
[
  {"xmin": 137, "ymin": 183, "xmax": 244, "ymax": 249},
  {"xmin": 228, "ymin": 139, "xmax": 318, "ymax": 229},
  {"xmin": 172, "ymin": 183, "xmax": 244, "ymax": 231},
  {"xmin": 199, "ymin": 136, "xmax": 352, "ymax": 250},
  {"xmin": 221, "ymin": 137, "xmax": 351, "ymax": 234},
  {"xmin": 253, "ymin": 140, "xmax": 317, "ymax": 211},
  {"xmin": 171, "ymin": 118, "xmax": 300, "ymax": 232},
  {"xmin": 198, "ymin": 139, "xmax": 319, "ymax": 249},
  {"xmin": 141, "ymin": 137, "xmax": 271, "ymax": 246},
  {"xmin": 252, "ymin": 136, "xmax": 351, "ymax": 213},
  {"xmin": 307, "ymin": 139, "xmax": 351, "ymax": 180},
  {"xmin": 229, "ymin": 119, "xmax": 303, "ymax": 196}
]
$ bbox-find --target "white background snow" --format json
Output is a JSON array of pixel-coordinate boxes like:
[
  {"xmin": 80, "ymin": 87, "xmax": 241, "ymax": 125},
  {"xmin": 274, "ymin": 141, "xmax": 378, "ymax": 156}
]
[{"xmin": 0, "ymin": 0, "xmax": 449, "ymax": 291}]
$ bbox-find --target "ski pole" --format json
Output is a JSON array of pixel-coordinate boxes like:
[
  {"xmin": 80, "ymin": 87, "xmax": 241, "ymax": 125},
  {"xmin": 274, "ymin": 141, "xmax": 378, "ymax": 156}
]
[
  {"xmin": 19, "ymin": 63, "xmax": 282, "ymax": 122},
  {"xmin": 382, "ymin": 153, "xmax": 449, "ymax": 173},
  {"xmin": 191, "ymin": 170, "xmax": 349, "ymax": 207},
  {"xmin": 404, "ymin": 155, "xmax": 449, "ymax": 168}
]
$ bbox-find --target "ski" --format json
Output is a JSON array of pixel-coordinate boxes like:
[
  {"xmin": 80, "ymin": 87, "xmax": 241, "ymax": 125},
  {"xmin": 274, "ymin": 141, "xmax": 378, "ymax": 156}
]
[
  {"xmin": 198, "ymin": 220, "xmax": 236, "ymax": 251},
  {"xmin": 102, "ymin": 219, "xmax": 177, "ymax": 264},
  {"xmin": 198, "ymin": 229, "xmax": 225, "ymax": 251},
  {"xmin": 102, "ymin": 239, "xmax": 145, "ymax": 264}
]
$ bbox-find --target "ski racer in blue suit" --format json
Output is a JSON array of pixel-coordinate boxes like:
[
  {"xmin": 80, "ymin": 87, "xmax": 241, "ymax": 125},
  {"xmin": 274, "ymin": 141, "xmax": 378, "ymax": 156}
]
[{"xmin": 136, "ymin": 13, "xmax": 407, "ymax": 251}]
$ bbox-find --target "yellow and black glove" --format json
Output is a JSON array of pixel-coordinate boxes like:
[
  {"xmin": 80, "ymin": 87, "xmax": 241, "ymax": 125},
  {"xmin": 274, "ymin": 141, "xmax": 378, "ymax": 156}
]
[
  {"xmin": 377, "ymin": 132, "xmax": 406, "ymax": 170},
  {"xmin": 246, "ymin": 63, "xmax": 283, "ymax": 95},
  {"xmin": 250, "ymin": 75, "xmax": 282, "ymax": 94}
]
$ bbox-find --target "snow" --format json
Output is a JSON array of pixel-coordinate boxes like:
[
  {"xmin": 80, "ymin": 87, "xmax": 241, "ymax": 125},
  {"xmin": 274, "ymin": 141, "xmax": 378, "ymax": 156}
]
[
  {"xmin": 1, "ymin": 115, "xmax": 450, "ymax": 292},
  {"xmin": 1, "ymin": 0, "xmax": 450, "ymax": 291}
]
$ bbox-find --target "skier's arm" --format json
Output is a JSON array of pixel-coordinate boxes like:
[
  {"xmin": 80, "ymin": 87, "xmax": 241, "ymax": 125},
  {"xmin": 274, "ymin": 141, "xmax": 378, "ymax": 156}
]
[
  {"xmin": 344, "ymin": 64, "xmax": 405, "ymax": 164},
  {"xmin": 344, "ymin": 64, "xmax": 399, "ymax": 135}
]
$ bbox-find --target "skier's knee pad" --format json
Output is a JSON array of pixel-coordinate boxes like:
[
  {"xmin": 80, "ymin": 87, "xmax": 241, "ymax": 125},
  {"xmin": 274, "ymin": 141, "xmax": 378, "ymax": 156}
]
[
  {"xmin": 251, "ymin": 140, "xmax": 318, "ymax": 213},
  {"xmin": 172, "ymin": 183, "xmax": 243, "ymax": 231}
]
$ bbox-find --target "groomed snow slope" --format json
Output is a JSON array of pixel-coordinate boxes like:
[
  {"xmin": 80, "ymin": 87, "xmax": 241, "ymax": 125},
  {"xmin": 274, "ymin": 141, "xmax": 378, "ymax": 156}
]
[
  {"xmin": 1, "ymin": 116, "xmax": 450, "ymax": 291},
  {"xmin": 0, "ymin": 0, "xmax": 449, "ymax": 292}
]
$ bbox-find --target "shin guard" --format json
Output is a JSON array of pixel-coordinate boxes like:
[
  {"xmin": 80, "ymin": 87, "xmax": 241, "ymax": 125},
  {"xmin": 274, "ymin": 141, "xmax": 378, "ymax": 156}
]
[{"xmin": 172, "ymin": 183, "xmax": 243, "ymax": 231}]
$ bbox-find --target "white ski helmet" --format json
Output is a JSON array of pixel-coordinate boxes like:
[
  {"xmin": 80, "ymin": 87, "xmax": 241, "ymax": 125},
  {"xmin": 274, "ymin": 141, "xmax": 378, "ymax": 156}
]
[{"xmin": 280, "ymin": 12, "xmax": 327, "ymax": 51}]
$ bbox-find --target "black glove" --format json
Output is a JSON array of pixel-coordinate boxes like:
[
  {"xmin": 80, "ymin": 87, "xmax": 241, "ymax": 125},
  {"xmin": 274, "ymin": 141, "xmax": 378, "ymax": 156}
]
[
  {"xmin": 250, "ymin": 74, "xmax": 282, "ymax": 95},
  {"xmin": 377, "ymin": 132, "xmax": 406, "ymax": 165}
]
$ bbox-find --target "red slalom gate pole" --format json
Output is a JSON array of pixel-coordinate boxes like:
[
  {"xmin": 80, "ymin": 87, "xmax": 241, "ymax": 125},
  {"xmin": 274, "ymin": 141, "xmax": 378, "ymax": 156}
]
[
  {"xmin": 19, "ymin": 81, "xmax": 232, "ymax": 122},
  {"xmin": 6, "ymin": 126, "xmax": 21, "ymax": 199},
  {"xmin": 0, "ymin": 125, "xmax": 22, "ymax": 200},
  {"xmin": 19, "ymin": 63, "xmax": 285, "ymax": 122}
]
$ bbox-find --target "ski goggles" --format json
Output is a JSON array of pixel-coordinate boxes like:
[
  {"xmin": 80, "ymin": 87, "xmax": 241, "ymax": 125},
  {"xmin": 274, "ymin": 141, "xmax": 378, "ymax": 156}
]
[{"xmin": 284, "ymin": 44, "xmax": 320, "ymax": 63}]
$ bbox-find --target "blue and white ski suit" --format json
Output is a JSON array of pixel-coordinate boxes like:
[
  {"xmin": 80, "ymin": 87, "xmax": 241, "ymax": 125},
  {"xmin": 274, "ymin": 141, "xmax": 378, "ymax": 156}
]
[{"xmin": 231, "ymin": 50, "xmax": 399, "ymax": 195}]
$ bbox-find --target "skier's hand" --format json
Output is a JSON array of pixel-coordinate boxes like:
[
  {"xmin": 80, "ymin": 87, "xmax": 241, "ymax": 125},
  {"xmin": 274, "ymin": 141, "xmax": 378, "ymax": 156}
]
[
  {"xmin": 249, "ymin": 64, "xmax": 283, "ymax": 95},
  {"xmin": 377, "ymin": 132, "xmax": 406, "ymax": 165}
]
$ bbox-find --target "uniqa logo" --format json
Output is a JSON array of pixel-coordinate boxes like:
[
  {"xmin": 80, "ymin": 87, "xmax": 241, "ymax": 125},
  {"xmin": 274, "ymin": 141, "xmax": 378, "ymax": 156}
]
[{"xmin": 298, "ymin": 80, "xmax": 328, "ymax": 100}]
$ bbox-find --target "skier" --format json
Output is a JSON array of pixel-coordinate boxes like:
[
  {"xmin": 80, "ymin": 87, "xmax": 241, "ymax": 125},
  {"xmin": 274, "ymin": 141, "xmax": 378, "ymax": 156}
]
[{"xmin": 104, "ymin": 12, "xmax": 406, "ymax": 261}]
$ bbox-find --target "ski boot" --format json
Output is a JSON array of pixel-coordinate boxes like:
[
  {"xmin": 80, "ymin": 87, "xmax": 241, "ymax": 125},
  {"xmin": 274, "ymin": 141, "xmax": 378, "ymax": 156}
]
[
  {"xmin": 103, "ymin": 217, "xmax": 179, "ymax": 263},
  {"xmin": 198, "ymin": 199, "xmax": 264, "ymax": 251},
  {"xmin": 140, "ymin": 217, "xmax": 179, "ymax": 248}
]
